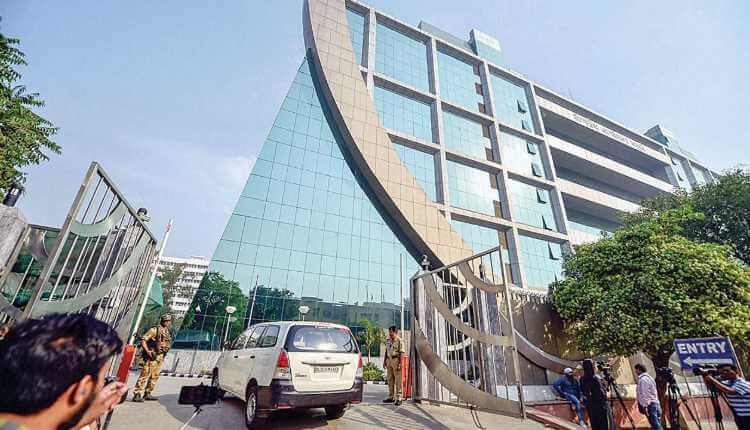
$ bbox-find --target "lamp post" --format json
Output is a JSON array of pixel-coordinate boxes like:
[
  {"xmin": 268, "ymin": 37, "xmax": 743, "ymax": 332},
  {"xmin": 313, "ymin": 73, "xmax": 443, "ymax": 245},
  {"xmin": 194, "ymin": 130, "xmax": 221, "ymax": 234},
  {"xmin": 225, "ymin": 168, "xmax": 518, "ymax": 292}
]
[
  {"xmin": 247, "ymin": 275, "xmax": 264, "ymax": 325},
  {"xmin": 299, "ymin": 305, "xmax": 310, "ymax": 321},
  {"xmin": 222, "ymin": 305, "xmax": 237, "ymax": 348}
]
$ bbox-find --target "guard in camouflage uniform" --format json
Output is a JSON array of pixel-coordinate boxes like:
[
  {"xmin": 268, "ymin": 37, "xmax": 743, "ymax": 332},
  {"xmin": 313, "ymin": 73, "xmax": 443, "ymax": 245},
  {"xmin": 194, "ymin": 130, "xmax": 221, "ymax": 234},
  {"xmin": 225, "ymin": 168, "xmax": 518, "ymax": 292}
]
[
  {"xmin": 382, "ymin": 325, "xmax": 404, "ymax": 406},
  {"xmin": 132, "ymin": 314, "xmax": 173, "ymax": 402}
]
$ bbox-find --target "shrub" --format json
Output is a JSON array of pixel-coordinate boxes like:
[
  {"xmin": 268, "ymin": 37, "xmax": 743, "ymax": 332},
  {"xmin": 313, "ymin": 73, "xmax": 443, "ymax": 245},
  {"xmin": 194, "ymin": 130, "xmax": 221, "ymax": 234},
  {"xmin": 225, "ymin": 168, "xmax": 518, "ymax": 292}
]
[{"xmin": 362, "ymin": 362, "xmax": 384, "ymax": 381}]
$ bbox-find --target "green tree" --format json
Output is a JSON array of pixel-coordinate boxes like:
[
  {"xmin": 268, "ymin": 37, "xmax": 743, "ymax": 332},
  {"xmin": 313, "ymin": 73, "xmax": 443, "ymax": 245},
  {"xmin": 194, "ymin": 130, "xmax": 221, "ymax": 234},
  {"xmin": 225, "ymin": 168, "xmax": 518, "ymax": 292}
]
[
  {"xmin": 624, "ymin": 168, "xmax": 750, "ymax": 265},
  {"xmin": 181, "ymin": 272, "xmax": 248, "ymax": 345},
  {"xmin": 358, "ymin": 318, "xmax": 386, "ymax": 360},
  {"xmin": 0, "ymin": 27, "xmax": 60, "ymax": 193},
  {"xmin": 551, "ymin": 208, "xmax": 750, "ymax": 395}
]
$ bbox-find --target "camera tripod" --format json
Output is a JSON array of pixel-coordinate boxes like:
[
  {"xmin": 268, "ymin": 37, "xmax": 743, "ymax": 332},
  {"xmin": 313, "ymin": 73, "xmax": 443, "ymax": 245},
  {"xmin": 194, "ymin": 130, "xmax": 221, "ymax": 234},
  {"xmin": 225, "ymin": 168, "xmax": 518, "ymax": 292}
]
[
  {"xmin": 601, "ymin": 371, "xmax": 636, "ymax": 430},
  {"xmin": 665, "ymin": 377, "xmax": 702, "ymax": 430},
  {"xmin": 706, "ymin": 383, "xmax": 725, "ymax": 430}
]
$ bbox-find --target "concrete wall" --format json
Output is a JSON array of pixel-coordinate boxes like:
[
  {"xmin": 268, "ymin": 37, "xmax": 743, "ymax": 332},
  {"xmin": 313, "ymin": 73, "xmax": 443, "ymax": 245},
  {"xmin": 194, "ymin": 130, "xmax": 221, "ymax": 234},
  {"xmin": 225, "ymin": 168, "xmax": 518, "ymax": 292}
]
[
  {"xmin": 161, "ymin": 349, "xmax": 222, "ymax": 375},
  {"xmin": 0, "ymin": 205, "xmax": 27, "ymax": 275}
]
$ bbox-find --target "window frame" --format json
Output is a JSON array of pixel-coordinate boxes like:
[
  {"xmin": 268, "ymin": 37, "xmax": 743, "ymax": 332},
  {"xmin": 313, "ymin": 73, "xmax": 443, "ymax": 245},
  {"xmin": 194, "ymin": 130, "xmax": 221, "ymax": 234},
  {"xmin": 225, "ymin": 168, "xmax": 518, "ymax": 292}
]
[
  {"xmin": 258, "ymin": 325, "xmax": 281, "ymax": 348},
  {"xmin": 245, "ymin": 325, "xmax": 267, "ymax": 349}
]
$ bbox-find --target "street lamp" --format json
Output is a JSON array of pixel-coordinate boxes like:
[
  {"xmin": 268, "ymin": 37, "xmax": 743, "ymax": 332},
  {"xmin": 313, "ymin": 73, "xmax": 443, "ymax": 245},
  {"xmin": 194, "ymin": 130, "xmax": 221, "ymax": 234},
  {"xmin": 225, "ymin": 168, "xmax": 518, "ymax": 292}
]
[
  {"xmin": 222, "ymin": 305, "xmax": 237, "ymax": 348},
  {"xmin": 299, "ymin": 305, "xmax": 310, "ymax": 321}
]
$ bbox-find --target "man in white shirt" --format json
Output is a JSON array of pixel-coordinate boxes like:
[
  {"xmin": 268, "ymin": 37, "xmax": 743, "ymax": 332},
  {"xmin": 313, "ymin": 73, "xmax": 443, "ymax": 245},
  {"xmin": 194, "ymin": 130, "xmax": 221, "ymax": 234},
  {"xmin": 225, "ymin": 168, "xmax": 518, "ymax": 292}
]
[{"xmin": 635, "ymin": 364, "xmax": 663, "ymax": 430}]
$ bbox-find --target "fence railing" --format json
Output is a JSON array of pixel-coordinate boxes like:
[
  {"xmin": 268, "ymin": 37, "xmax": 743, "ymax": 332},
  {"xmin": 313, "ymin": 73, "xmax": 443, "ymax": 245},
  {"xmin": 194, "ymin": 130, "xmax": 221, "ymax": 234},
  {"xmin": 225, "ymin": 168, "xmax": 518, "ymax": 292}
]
[
  {"xmin": 410, "ymin": 246, "xmax": 525, "ymax": 417},
  {"xmin": 0, "ymin": 162, "xmax": 157, "ymax": 339}
]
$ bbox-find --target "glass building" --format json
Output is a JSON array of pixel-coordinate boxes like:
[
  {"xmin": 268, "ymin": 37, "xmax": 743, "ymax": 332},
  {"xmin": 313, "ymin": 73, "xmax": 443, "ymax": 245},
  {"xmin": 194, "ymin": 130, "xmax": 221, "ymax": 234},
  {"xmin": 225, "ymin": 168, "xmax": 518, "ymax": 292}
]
[{"xmin": 179, "ymin": 0, "xmax": 717, "ymax": 348}]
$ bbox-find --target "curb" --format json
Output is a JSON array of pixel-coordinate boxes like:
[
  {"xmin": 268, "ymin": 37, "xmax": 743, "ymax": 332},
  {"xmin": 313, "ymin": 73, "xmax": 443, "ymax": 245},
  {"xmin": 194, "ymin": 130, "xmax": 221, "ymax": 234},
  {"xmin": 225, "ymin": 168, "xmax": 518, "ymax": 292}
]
[{"xmin": 364, "ymin": 381, "xmax": 386, "ymax": 385}]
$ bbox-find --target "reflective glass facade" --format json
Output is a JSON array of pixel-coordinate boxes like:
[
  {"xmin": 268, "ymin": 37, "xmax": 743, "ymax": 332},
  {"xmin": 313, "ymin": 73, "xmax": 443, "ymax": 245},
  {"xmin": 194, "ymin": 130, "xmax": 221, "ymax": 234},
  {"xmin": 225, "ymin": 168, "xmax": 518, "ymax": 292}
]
[
  {"xmin": 182, "ymin": 60, "xmax": 418, "ymax": 347},
  {"xmin": 346, "ymin": 8, "xmax": 365, "ymax": 66},
  {"xmin": 373, "ymin": 85, "xmax": 433, "ymax": 142},
  {"xmin": 182, "ymin": 3, "xmax": 717, "ymax": 350},
  {"xmin": 692, "ymin": 165, "xmax": 710, "ymax": 185},
  {"xmin": 446, "ymin": 160, "xmax": 500, "ymax": 216},
  {"xmin": 393, "ymin": 143, "xmax": 438, "ymax": 202},
  {"xmin": 442, "ymin": 111, "xmax": 491, "ymax": 160},
  {"xmin": 450, "ymin": 219, "xmax": 515, "ymax": 283},
  {"xmin": 437, "ymin": 50, "xmax": 484, "ymax": 112},
  {"xmin": 375, "ymin": 22, "xmax": 429, "ymax": 92},
  {"xmin": 499, "ymin": 131, "xmax": 545, "ymax": 178},
  {"xmin": 473, "ymin": 40, "xmax": 503, "ymax": 67},
  {"xmin": 670, "ymin": 156, "xmax": 692, "ymax": 191},
  {"xmin": 507, "ymin": 179, "xmax": 557, "ymax": 231},
  {"xmin": 566, "ymin": 210, "xmax": 618, "ymax": 237},
  {"xmin": 518, "ymin": 235, "xmax": 563, "ymax": 290},
  {"xmin": 491, "ymin": 73, "xmax": 536, "ymax": 134}
]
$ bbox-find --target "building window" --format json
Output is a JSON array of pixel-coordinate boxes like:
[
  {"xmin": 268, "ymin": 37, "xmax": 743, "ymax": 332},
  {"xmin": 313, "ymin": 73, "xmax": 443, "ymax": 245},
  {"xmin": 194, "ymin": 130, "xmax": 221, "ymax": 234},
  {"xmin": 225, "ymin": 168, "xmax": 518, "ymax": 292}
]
[
  {"xmin": 373, "ymin": 85, "xmax": 433, "ymax": 142},
  {"xmin": 518, "ymin": 235, "xmax": 563, "ymax": 290},
  {"xmin": 375, "ymin": 22, "xmax": 430, "ymax": 91},
  {"xmin": 517, "ymin": 99, "xmax": 528, "ymax": 113},
  {"xmin": 346, "ymin": 8, "xmax": 366, "ymax": 66},
  {"xmin": 490, "ymin": 73, "xmax": 537, "ymax": 134},
  {"xmin": 446, "ymin": 160, "xmax": 500, "ymax": 216},
  {"xmin": 443, "ymin": 110, "xmax": 492, "ymax": 160},
  {"xmin": 508, "ymin": 179, "xmax": 557, "ymax": 231},
  {"xmin": 437, "ymin": 50, "xmax": 484, "ymax": 112},
  {"xmin": 499, "ymin": 132, "xmax": 545, "ymax": 178},
  {"xmin": 531, "ymin": 162, "xmax": 543, "ymax": 177},
  {"xmin": 450, "ymin": 219, "xmax": 515, "ymax": 283},
  {"xmin": 536, "ymin": 188, "xmax": 548, "ymax": 203},
  {"xmin": 393, "ymin": 143, "xmax": 438, "ymax": 202}
]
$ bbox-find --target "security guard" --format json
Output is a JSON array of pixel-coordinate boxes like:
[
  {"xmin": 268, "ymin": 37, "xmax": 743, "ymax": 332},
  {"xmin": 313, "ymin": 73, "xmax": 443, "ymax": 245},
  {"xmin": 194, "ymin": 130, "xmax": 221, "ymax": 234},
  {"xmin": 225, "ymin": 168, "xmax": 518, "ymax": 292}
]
[
  {"xmin": 382, "ymin": 325, "xmax": 404, "ymax": 406},
  {"xmin": 132, "ymin": 314, "xmax": 173, "ymax": 402}
]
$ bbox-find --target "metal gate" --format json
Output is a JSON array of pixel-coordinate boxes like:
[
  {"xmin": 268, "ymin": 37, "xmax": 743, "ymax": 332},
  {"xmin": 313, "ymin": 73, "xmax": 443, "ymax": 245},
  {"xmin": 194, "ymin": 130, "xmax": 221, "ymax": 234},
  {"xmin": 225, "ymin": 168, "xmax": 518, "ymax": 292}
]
[
  {"xmin": 410, "ymin": 246, "xmax": 525, "ymax": 417},
  {"xmin": 0, "ymin": 162, "xmax": 157, "ymax": 339}
]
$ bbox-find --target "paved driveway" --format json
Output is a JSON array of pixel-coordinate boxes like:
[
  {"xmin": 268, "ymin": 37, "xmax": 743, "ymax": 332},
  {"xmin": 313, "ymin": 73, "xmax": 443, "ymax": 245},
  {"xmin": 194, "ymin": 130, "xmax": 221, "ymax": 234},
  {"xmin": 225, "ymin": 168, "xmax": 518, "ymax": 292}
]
[{"xmin": 106, "ymin": 373, "xmax": 543, "ymax": 430}]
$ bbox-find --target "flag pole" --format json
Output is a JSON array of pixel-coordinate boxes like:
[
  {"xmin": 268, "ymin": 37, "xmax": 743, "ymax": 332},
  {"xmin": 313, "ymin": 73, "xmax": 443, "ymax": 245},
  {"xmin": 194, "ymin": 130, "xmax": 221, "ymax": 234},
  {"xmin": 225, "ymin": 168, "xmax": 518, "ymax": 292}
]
[{"xmin": 129, "ymin": 219, "xmax": 173, "ymax": 344}]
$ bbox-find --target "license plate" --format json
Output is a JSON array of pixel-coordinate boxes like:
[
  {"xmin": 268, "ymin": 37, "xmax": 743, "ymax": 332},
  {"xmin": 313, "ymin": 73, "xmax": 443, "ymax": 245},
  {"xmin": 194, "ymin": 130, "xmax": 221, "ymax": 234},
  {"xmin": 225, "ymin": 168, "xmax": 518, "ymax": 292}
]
[{"xmin": 313, "ymin": 366, "xmax": 338, "ymax": 374}]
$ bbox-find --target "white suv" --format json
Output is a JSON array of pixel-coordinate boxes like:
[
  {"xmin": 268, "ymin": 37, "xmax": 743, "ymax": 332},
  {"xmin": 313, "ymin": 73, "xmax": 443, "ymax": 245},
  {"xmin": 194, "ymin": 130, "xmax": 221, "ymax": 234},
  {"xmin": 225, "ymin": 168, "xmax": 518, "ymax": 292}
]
[{"xmin": 212, "ymin": 321, "xmax": 363, "ymax": 428}]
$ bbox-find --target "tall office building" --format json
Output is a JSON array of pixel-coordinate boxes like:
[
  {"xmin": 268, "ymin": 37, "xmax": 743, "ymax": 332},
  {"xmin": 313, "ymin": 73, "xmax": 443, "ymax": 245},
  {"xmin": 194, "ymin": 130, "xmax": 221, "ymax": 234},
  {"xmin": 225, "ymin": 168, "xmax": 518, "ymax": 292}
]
[
  {"xmin": 157, "ymin": 256, "xmax": 209, "ymax": 318},
  {"xmin": 183, "ymin": 0, "xmax": 716, "ymax": 358}
]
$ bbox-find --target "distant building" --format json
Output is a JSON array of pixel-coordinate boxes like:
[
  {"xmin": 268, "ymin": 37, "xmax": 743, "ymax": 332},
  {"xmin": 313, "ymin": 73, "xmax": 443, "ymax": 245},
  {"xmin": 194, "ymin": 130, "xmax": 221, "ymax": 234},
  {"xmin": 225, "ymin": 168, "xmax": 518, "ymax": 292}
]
[{"xmin": 157, "ymin": 256, "xmax": 209, "ymax": 318}]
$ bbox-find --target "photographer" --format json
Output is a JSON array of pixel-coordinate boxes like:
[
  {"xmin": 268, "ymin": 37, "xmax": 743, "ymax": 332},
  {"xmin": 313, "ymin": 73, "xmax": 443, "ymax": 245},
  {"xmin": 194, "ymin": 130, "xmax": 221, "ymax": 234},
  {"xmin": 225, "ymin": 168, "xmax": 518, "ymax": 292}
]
[
  {"xmin": 701, "ymin": 364, "xmax": 750, "ymax": 430},
  {"xmin": 581, "ymin": 359, "xmax": 609, "ymax": 430},
  {"xmin": 634, "ymin": 364, "xmax": 662, "ymax": 430},
  {"xmin": 554, "ymin": 367, "xmax": 586, "ymax": 428},
  {"xmin": 0, "ymin": 313, "xmax": 127, "ymax": 430}
]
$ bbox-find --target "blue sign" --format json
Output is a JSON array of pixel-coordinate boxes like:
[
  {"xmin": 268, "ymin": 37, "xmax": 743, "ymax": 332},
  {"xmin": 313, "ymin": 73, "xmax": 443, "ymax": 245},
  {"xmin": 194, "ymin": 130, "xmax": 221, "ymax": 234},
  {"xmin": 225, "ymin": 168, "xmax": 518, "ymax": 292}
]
[{"xmin": 674, "ymin": 337, "xmax": 738, "ymax": 370}]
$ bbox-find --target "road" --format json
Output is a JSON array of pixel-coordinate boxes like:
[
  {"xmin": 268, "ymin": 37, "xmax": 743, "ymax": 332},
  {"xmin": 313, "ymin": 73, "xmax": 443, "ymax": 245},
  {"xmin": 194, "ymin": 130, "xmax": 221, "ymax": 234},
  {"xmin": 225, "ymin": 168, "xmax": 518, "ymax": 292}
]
[{"xmin": 106, "ymin": 373, "xmax": 543, "ymax": 430}]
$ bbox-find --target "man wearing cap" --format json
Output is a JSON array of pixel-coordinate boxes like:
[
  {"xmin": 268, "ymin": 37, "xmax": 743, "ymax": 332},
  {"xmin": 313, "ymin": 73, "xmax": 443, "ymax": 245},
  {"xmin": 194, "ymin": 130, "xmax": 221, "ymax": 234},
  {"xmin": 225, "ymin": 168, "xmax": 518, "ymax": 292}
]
[
  {"xmin": 132, "ymin": 314, "xmax": 173, "ymax": 402},
  {"xmin": 554, "ymin": 366, "xmax": 586, "ymax": 427}
]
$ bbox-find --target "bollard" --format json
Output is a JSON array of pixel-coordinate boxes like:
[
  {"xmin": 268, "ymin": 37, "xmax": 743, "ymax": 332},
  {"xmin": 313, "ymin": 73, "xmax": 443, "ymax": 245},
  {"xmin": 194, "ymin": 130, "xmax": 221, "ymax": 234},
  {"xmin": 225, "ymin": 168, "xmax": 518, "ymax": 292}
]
[
  {"xmin": 117, "ymin": 345, "xmax": 136, "ymax": 383},
  {"xmin": 401, "ymin": 355, "xmax": 411, "ymax": 398}
]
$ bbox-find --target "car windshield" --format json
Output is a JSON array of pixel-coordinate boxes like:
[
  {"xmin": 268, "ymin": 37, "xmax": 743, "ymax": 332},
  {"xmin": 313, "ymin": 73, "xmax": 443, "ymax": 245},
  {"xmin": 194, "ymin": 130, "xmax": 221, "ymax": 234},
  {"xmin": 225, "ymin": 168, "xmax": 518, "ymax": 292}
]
[{"xmin": 285, "ymin": 326, "xmax": 358, "ymax": 353}]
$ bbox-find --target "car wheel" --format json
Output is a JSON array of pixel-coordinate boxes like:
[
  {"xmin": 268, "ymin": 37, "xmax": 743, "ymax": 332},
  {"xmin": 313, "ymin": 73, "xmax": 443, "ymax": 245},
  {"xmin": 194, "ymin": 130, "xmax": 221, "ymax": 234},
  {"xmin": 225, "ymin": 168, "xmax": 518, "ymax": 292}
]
[
  {"xmin": 324, "ymin": 404, "xmax": 348, "ymax": 419},
  {"xmin": 244, "ymin": 385, "xmax": 266, "ymax": 429},
  {"xmin": 211, "ymin": 368, "xmax": 225, "ymax": 400}
]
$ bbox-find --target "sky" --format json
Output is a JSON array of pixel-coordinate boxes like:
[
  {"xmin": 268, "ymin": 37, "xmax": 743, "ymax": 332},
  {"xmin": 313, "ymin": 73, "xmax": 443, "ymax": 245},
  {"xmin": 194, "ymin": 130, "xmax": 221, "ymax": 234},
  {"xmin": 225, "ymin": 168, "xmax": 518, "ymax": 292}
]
[{"xmin": 2, "ymin": 1, "xmax": 748, "ymax": 259}]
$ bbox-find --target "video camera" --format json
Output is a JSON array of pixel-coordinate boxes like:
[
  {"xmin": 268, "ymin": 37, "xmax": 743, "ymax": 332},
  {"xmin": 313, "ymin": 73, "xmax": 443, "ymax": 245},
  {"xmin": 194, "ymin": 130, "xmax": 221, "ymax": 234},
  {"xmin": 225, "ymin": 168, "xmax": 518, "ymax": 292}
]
[
  {"xmin": 656, "ymin": 367, "xmax": 677, "ymax": 385},
  {"xmin": 178, "ymin": 384, "xmax": 220, "ymax": 406},
  {"xmin": 596, "ymin": 360, "xmax": 611, "ymax": 374},
  {"xmin": 692, "ymin": 365, "xmax": 719, "ymax": 377}
]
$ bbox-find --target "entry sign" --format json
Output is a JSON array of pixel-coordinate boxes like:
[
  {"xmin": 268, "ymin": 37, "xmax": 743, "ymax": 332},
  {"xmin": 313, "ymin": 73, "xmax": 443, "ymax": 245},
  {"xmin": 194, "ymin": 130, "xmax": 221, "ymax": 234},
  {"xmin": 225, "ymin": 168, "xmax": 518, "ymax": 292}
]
[{"xmin": 674, "ymin": 337, "xmax": 738, "ymax": 370}]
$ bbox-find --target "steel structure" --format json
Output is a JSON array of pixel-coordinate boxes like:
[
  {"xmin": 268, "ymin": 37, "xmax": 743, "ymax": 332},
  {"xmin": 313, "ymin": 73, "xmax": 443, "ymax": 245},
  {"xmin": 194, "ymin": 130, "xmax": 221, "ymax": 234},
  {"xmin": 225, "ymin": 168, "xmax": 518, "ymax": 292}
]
[{"xmin": 0, "ymin": 162, "xmax": 157, "ymax": 340}]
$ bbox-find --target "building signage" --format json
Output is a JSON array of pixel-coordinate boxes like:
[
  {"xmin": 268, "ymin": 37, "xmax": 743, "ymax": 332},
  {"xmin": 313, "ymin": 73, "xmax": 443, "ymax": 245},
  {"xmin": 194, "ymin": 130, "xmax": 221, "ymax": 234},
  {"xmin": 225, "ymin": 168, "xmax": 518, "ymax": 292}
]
[
  {"xmin": 538, "ymin": 98, "xmax": 665, "ymax": 161},
  {"xmin": 673, "ymin": 337, "xmax": 738, "ymax": 369}
]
